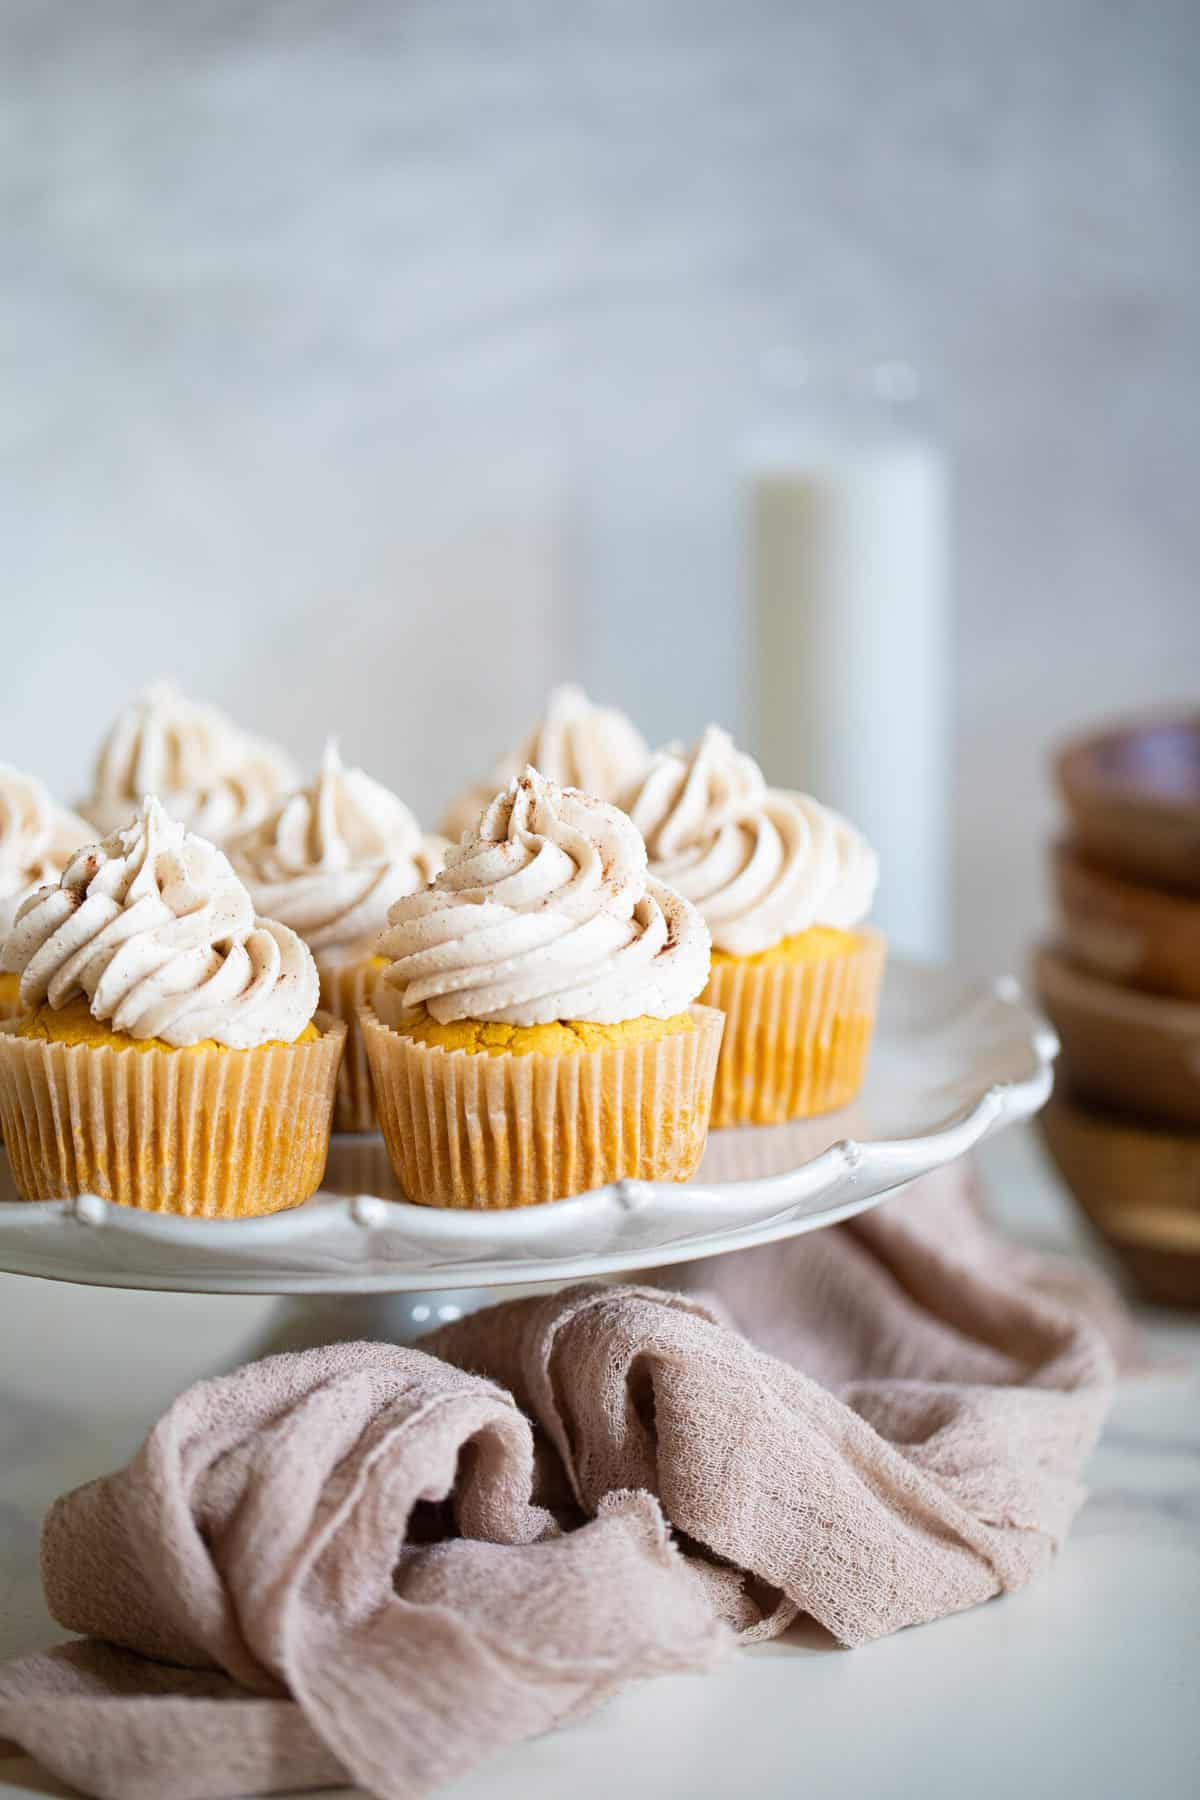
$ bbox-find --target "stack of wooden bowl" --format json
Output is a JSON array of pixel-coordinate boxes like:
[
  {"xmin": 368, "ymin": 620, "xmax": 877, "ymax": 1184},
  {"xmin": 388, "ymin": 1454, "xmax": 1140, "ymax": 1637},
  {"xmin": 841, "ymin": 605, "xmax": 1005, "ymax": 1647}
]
[{"xmin": 1037, "ymin": 713, "xmax": 1200, "ymax": 1305}]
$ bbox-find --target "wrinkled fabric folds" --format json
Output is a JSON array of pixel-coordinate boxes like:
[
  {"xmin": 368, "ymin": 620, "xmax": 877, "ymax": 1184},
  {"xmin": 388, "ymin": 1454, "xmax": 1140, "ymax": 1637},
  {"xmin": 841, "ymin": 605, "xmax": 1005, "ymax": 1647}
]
[{"xmin": 0, "ymin": 1166, "xmax": 1121, "ymax": 1800}]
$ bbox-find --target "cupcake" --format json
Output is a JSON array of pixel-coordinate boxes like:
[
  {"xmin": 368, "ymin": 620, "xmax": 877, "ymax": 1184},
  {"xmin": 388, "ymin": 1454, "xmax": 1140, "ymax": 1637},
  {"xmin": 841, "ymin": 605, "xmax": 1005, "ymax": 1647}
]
[
  {"xmin": 362, "ymin": 766, "xmax": 723, "ymax": 1209},
  {"xmin": 80, "ymin": 680, "xmax": 296, "ymax": 843},
  {"xmin": 0, "ymin": 766, "xmax": 92, "ymax": 1023},
  {"xmin": 0, "ymin": 798, "xmax": 344, "ymax": 1216},
  {"xmin": 441, "ymin": 683, "xmax": 648, "ymax": 840},
  {"xmin": 625, "ymin": 727, "xmax": 884, "ymax": 1126},
  {"xmin": 229, "ymin": 741, "xmax": 446, "ymax": 1132}
]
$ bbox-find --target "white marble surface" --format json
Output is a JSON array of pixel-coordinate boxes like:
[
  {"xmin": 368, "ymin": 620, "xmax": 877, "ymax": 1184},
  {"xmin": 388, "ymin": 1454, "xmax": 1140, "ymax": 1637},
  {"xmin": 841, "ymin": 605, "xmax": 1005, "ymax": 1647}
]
[{"xmin": 1, "ymin": 1123, "xmax": 1198, "ymax": 1800}]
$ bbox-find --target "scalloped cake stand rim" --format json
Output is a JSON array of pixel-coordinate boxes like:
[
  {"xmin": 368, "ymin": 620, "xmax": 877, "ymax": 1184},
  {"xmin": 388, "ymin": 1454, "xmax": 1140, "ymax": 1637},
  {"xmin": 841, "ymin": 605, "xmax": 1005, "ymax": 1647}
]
[{"xmin": 0, "ymin": 959, "xmax": 1058, "ymax": 1295}]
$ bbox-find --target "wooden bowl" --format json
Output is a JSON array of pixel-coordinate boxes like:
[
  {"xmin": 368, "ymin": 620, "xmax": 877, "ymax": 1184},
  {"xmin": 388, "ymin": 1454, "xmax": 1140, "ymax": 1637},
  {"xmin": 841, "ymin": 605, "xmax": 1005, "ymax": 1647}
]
[
  {"xmin": 1035, "ymin": 943, "xmax": 1200, "ymax": 1128},
  {"xmin": 1038, "ymin": 1090, "xmax": 1200, "ymax": 1306},
  {"xmin": 1052, "ymin": 841, "xmax": 1200, "ymax": 1002},
  {"xmin": 1055, "ymin": 713, "xmax": 1200, "ymax": 894}
]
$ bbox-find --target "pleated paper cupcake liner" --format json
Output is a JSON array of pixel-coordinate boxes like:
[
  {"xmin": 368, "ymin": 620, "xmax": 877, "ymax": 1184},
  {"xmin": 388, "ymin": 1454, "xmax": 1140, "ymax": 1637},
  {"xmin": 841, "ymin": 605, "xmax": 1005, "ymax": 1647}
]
[
  {"xmin": 0, "ymin": 1014, "xmax": 346, "ymax": 1217},
  {"xmin": 360, "ymin": 1003, "xmax": 724, "ymax": 1210},
  {"xmin": 702, "ymin": 928, "xmax": 886, "ymax": 1127},
  {"xmin": 0, "ymin": 977, "xmax": 21, "ymax": 1143},
  {"xmin": 316, "ymin": 952, "xmax": 384, "ymax": 1133}
]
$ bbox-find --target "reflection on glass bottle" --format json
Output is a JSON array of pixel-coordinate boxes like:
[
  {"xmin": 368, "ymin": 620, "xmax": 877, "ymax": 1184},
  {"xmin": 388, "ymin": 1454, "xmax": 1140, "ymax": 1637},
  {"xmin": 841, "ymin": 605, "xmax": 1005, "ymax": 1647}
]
[{"xmin": 744, "ymin": 354, "xmax": 951, "ymax": 961}]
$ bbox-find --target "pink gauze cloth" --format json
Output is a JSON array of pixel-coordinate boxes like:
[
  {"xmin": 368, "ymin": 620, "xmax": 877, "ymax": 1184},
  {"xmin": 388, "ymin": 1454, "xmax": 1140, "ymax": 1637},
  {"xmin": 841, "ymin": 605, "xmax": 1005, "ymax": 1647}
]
[{"xmin": 0, "ymin": 1165, "xmax": 1129, "ymax": 1800}]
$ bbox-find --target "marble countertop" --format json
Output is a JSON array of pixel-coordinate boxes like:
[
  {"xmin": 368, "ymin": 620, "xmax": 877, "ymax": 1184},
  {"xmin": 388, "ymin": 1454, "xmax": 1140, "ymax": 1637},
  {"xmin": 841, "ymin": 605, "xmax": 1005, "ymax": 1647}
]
[{"xmin": 1, "ymin": 1124, "xmax": 1198, "ymax": 1800}]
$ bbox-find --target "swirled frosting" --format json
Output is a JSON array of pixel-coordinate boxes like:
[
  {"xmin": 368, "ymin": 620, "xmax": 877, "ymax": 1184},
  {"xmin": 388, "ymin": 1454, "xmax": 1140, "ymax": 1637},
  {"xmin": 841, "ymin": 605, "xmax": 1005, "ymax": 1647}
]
[
  {"xmin": 0, "ymin": 766, "xmax": 92, "ymax": 957},
  {"xmin": 6, "ymin": 798, "xmax": 319, "ymax": 1048},
  {"xmin": 81, "ymin": 682, "xmax": 297, "ymax": 843},
  {"xmin": 625, "ymin": 727, "xmax": 878, "ymax": 957},
  {"xmin": 230, "ymin": 741, "xmax": 446, "ymax": 957},
  {"xmin": 377, "ymin": 766, "xmax": 709, "ymax": 1028},
  {"xmin": 441, "ymin": 685, "xmax": 649, "ymax": 840}
]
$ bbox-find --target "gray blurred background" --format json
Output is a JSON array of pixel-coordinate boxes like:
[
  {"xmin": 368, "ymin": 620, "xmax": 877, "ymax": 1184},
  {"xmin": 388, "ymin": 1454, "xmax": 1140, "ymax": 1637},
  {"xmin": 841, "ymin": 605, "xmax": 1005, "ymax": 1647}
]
[{"xmin": 3, "ymin": 0, "xmax": 1198, "ymax": 974}]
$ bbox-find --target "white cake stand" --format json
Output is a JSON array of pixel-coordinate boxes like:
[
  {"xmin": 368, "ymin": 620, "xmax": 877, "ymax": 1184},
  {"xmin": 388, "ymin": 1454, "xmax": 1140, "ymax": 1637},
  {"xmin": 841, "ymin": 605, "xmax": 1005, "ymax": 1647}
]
[{"xmin": 0, "ymin": 957, "xmax": 1056, "ymax": 1334}]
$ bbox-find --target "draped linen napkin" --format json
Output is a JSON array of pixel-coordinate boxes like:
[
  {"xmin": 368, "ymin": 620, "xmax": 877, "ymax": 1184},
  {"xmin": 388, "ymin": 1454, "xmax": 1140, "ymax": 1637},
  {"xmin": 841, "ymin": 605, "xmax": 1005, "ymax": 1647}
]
[{"xmin": 0, "ymin": 1165, "xmax": 1125, "ymax": 1800}]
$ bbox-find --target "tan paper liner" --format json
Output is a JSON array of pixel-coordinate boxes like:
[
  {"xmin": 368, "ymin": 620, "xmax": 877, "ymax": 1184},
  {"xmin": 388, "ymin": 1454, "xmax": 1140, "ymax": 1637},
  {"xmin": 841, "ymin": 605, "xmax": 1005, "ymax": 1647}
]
[
  {"xmin": 360, "ymin": 1003, "xmax": 724, "ymax": 1210},
  {"xmin": 702, "ymin": 927, "xmax": 887, "ymax": 1127},
  {"xmin": 316, "ymin": 952, "xmax": 383, "ymax": 1133},
  {"xmin": 0, "ymin": 980, "xmax": 18, "ymax": 1146},
  {"xmin": 0, "ymin": 1014, "xmax": 346, "ymax": 1218}
]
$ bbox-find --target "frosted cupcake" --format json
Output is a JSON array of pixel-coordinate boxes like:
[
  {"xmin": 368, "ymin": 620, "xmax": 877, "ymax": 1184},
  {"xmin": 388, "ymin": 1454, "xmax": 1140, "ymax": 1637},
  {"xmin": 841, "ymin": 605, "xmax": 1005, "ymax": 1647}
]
[
  {"xmin": 626, "ymin": 727, "xmax": 884, "ymax": 1126},
  {"xmin": 230, "ymin": 741, "xmax": 446, "ymax": 1131},
  {"xmin": 441, "ymin": 683, "xmax": 648, "ymax": 841},
  {"xmin": 0, "ymin": 798, "xmax": 344, "ymax": 1216},
  {"xmin": 0, "ymin": 767, "xmax": 91, "ymax": 1023},
  {"xmin": 81, "ymin": 681, "xmax": 296, "ymax": 843},
  {"xmin": 363, "ymin": 767, "xmax": 723, "ymax": 1209}
]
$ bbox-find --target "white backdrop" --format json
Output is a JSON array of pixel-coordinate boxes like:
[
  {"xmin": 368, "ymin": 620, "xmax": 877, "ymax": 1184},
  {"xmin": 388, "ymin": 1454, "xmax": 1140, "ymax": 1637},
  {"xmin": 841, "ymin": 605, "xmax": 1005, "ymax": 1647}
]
[{"xmin": 3, "ymin": 0, "xmax": 1198, "ymax": 976}]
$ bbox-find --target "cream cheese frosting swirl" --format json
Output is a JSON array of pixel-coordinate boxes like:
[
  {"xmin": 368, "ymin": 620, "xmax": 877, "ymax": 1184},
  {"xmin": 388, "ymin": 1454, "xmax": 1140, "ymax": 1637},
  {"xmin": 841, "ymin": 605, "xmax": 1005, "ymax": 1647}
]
[
  {"xmin": 82, "ymin": 682, "xmax": 297, "ymax": 843},
  {"xmin": 6, "ymin": 797, "xmax": 318, "ymax": 1048},
  {"xmin": 378, "ymin": 766, "xmax": 709, "ymax": 1028},
  {"xmin": 625, "ymin": 727, "xmax": 878, "ymax": 958},
  {"xmin": 441, "ymin": 685, "xmax": 649, "ymax": 840},
  {"xmin": 230, "ymin": 741, "xmax": 446, "ymax": 957},
  {"xmin": 0, "ymin": 766, "xmax": 92, "ymax": 956}
]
